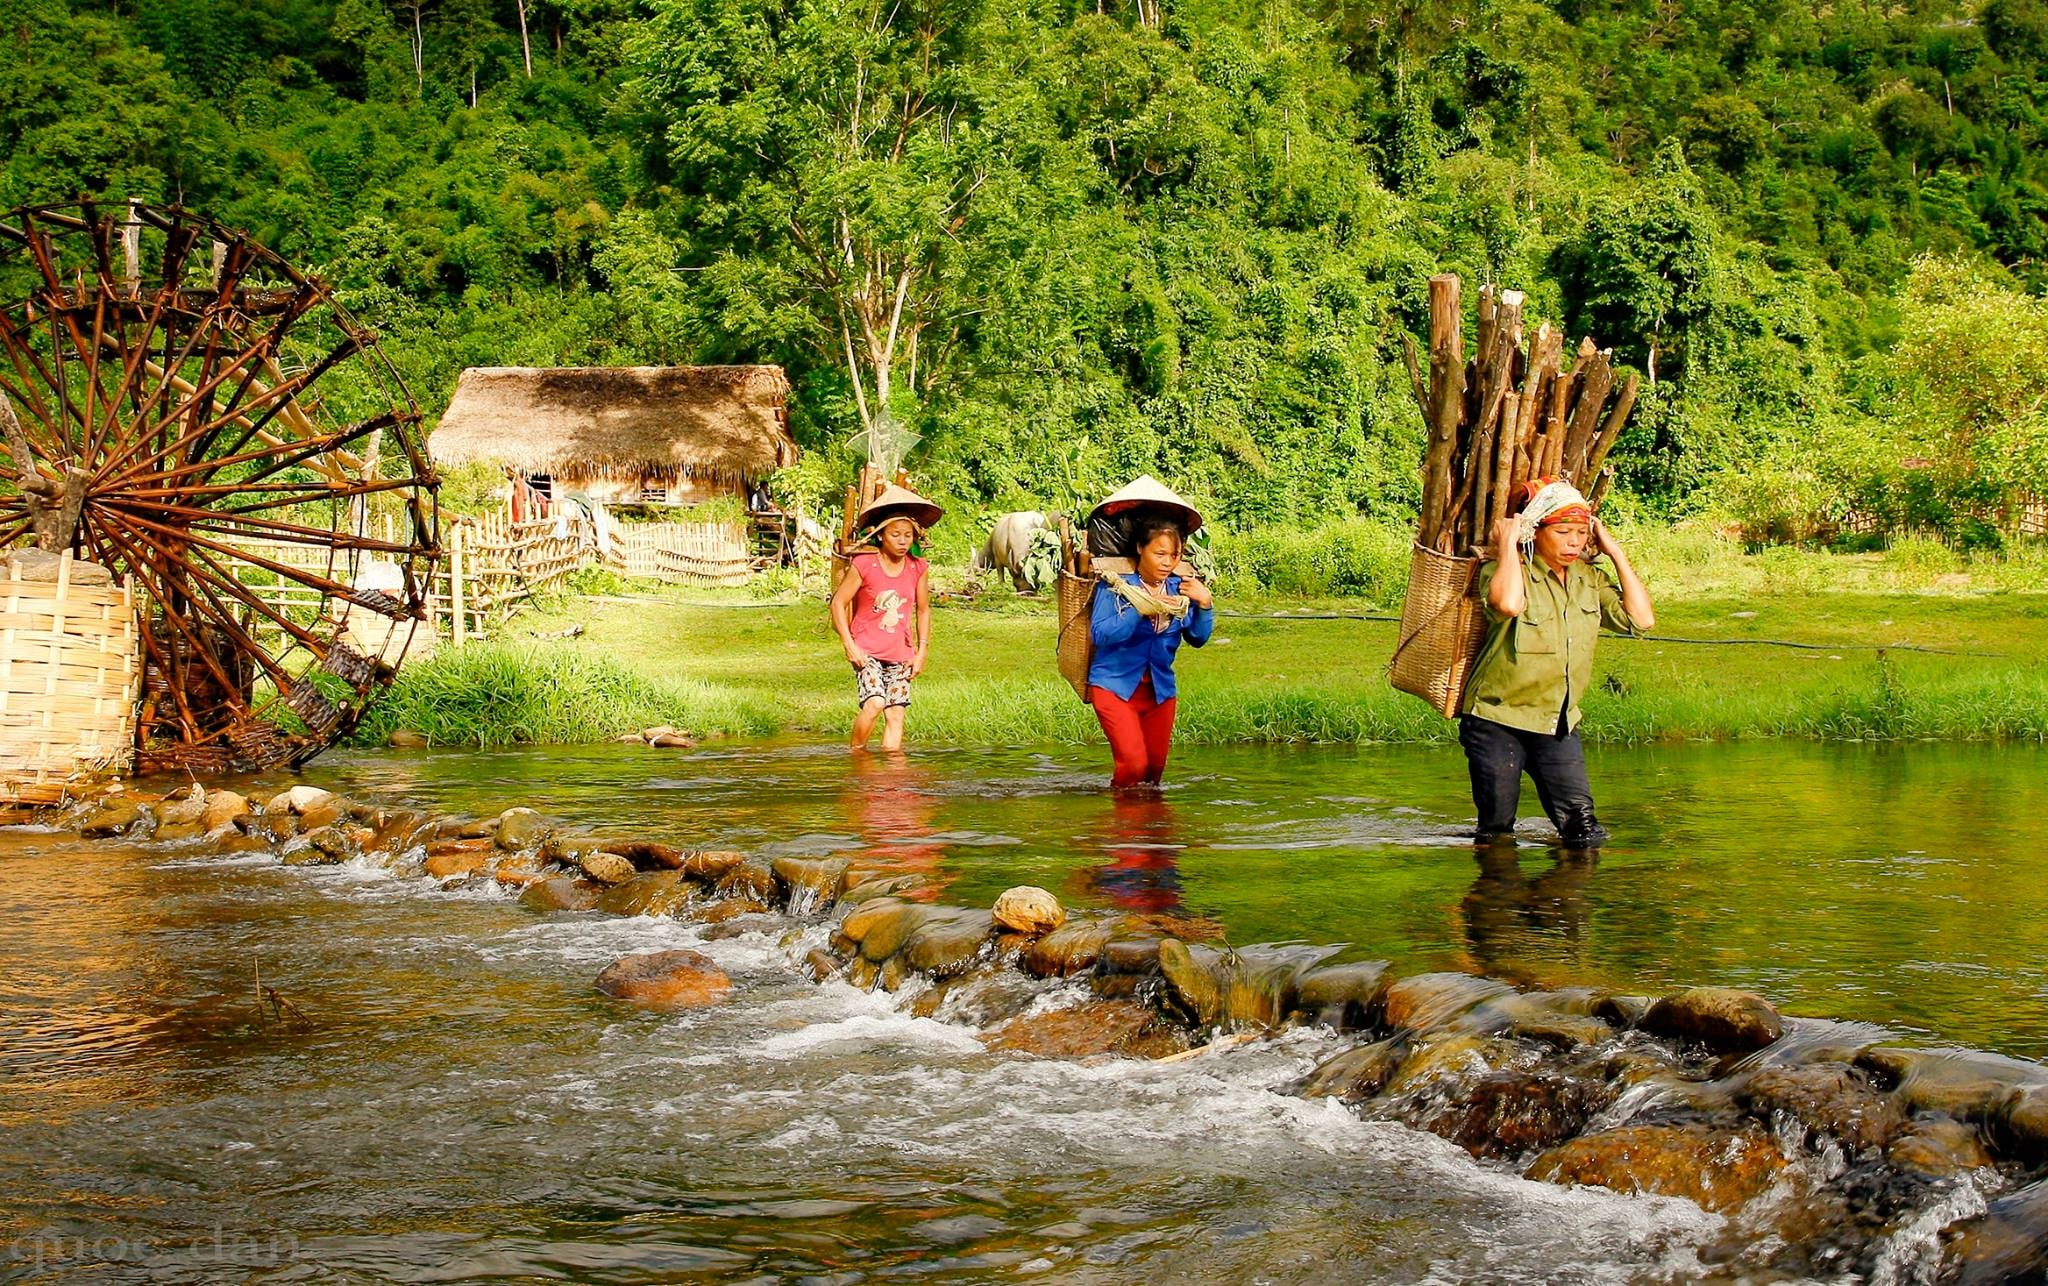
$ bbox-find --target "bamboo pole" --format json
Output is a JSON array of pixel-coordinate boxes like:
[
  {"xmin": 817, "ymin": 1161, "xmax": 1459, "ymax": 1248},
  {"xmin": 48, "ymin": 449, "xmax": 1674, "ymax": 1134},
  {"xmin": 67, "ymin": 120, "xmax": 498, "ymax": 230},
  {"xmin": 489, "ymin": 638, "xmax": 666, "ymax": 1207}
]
[{"xmin": 450, "ymin": 521, "xmax": 467, "ymax": 645}]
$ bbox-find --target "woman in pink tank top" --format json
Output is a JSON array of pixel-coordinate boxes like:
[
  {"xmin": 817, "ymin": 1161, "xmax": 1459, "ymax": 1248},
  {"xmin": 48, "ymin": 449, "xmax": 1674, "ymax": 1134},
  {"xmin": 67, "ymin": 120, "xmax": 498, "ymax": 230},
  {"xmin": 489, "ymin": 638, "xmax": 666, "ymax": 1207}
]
[{"xmin": 830, "ymin": 485, "xmax": 942, "ymax": 751}]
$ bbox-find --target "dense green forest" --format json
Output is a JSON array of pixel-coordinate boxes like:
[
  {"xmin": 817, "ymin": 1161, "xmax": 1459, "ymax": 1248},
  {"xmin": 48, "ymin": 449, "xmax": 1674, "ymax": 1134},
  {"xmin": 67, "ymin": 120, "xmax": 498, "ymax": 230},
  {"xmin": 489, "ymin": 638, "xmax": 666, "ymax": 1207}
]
[{"xmin": 4, "ymin": 0, "xmax": 2046, "ymax": 541}]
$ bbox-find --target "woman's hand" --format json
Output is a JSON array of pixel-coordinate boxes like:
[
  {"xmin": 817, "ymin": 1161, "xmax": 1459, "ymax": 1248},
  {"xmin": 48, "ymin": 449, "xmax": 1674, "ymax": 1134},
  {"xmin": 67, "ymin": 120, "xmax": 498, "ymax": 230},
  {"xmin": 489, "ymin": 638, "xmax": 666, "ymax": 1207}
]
[
  {"xmin": 910, "ymin": 647, "xmax": 927, "ymax": 678},
  {"xmin": 1179, "ymin": 575, "xmax": 1213, "ymax": 609},
  {"xmin": 1590, "ymin": 516, "xmax": 1622, "ymax": 560},
  {"xmin": 845, "ymin": 643, "xmax": 871, "ymax": 670},
  {"xmin": 1491, "ymin": 515, "xmax": 1521, "ymax": 558}
]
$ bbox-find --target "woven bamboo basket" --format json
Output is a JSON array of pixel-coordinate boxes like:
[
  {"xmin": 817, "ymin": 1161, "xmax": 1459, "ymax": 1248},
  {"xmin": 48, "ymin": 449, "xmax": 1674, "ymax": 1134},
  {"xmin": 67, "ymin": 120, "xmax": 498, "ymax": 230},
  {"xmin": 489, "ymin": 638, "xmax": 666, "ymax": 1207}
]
[
  {"xmin": 1388, "ymin": 542, "xmax": 1489, "ymax": 719},
  {"xmin": 1055, "ymin": 567, "xmax": 1097, "ymax": 702},
  {"xmin": 0, "ymin": 552, "xmax": 140, "ymax": 803}
]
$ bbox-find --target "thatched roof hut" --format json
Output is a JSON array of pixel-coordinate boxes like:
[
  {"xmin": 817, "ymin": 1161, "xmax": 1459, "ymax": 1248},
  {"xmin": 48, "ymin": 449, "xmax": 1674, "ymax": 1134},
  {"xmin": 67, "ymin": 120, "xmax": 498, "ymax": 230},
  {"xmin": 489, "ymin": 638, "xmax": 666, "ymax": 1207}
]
[{"xmin": 431, "ymin": 365, "xmax": 796, "ymax": 504}]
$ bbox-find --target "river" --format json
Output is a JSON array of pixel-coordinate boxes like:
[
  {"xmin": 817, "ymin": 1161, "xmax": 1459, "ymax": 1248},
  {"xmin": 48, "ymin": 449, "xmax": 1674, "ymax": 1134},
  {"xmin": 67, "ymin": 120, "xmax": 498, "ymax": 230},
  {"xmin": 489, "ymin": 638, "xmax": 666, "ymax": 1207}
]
[{"xmin": 4, "ymin": 739, "xmax": 2042, "ymax": 1282}]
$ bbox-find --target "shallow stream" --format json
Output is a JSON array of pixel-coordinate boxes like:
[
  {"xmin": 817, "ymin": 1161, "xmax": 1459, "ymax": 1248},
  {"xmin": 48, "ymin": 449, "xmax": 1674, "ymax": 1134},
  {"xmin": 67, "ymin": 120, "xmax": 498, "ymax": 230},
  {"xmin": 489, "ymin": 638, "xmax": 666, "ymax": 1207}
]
[{"xmin": 4, "ymin": 740, "xmax": 2045, "ymax": 1282}]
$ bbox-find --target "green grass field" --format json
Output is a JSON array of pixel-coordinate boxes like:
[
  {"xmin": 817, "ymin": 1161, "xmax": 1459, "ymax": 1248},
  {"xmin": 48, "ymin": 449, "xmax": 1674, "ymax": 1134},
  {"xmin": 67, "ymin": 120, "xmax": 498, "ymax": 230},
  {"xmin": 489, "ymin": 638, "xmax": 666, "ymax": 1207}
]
[{"xmin": 352, "ymin": 573, "xmax": 2048, "ymax": 748}]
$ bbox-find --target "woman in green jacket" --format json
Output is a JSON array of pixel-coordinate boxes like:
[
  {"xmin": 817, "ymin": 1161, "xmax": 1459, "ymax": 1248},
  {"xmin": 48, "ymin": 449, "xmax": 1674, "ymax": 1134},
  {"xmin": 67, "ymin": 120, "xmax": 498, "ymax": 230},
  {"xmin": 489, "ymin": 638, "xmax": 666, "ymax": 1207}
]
[{"xmin": 1460, "ymin": 478, "xmax": 1655, "ymax": 847}]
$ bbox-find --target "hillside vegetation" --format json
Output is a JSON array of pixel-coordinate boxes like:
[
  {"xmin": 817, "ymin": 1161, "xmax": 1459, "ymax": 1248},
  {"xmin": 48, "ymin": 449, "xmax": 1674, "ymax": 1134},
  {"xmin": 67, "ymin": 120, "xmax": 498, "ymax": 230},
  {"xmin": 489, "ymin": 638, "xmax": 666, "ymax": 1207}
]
[{"xmin": 6, "ymin": 0, "xmax": 2047, "ymax": 539}]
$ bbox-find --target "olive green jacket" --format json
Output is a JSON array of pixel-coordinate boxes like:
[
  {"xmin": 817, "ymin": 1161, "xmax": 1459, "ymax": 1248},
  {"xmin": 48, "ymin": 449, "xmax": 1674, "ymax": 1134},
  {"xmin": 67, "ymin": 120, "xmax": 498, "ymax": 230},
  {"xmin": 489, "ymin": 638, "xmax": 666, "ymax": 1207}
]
[{"xmin": 1462, "ymin": 558, "xmax": 1642, "ymax": 735}]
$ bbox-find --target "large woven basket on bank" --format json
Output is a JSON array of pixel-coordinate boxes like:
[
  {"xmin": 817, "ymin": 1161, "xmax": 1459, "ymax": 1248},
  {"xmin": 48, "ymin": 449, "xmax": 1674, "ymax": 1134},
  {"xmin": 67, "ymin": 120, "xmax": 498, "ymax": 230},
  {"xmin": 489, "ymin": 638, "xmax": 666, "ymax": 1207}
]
[
  {"xmin": 0, "ymin": 552, "xmax": 140, "ymax": 804},
  {"xmin": 1388, "ymin": 542, "xmax": 1489, "ymax": 719}
]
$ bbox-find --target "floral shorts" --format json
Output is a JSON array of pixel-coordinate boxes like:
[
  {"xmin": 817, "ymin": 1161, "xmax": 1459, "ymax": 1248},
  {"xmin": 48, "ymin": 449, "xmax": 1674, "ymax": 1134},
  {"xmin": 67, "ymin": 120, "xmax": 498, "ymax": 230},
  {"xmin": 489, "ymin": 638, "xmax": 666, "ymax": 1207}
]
[{"xmin": 855, "ymin": 658, "xmax": 914, "ymax": 708}]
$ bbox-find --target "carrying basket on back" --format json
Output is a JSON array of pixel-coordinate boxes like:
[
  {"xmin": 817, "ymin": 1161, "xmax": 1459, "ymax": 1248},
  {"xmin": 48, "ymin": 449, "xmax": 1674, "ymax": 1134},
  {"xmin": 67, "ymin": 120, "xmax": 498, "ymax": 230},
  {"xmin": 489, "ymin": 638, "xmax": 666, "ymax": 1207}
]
[
  {"xmin": 1054, "ymin": 519, "xmax": 1096, "ymax": 702},
  {"xmin": 1388, "ymin": 542, "xmax": 1489, "ymax": 720}
]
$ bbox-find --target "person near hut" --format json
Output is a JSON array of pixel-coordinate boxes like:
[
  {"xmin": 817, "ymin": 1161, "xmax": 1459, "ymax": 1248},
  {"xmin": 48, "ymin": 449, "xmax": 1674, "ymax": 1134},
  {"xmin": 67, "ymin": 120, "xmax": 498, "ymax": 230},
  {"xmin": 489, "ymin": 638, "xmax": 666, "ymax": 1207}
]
[
  {"xmin": 831, "ymin": 485, "xmax": 942, "ymax": 752},
  {"xmin": 1085, "ymin": 477, "xmax": 1214, "ymax": 789},
  {"xmin": 1461, "ymin": 477, "xmax": 1654, "ymax": 847}
]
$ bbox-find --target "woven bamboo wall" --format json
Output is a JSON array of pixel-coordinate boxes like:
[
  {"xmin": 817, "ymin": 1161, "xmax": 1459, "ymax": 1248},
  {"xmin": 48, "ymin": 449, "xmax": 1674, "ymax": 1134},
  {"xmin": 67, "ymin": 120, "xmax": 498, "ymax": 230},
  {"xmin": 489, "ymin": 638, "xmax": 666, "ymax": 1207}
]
[{"xmin": 0, "ymin": 554, "xmax": 139, "ymax": 801}]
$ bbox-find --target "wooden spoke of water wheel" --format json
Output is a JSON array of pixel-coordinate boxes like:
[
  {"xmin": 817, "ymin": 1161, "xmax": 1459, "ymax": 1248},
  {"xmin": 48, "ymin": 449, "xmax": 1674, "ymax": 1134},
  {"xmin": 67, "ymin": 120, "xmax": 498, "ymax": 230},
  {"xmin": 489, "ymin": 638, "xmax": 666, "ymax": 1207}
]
[{"xmin": 0, "ymin": 200, "xmax": 440, "ymax": 774}]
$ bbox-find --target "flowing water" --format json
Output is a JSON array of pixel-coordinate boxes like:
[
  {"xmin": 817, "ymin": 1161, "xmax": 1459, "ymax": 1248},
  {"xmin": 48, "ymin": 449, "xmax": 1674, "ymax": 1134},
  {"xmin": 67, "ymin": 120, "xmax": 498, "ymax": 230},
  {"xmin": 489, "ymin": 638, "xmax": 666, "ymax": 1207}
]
[{"xmin": 4, "ymin": 739, "xmax": 2045, "ymax": 1283}]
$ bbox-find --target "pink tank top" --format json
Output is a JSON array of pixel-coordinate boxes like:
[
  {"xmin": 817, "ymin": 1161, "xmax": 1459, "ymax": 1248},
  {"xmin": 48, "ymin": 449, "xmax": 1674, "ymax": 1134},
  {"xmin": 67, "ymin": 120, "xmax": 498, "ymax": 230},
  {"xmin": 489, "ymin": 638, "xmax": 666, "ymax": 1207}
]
[{"xmin": 848, "ymin": 553, "xmax": 925, "ymax": 663}]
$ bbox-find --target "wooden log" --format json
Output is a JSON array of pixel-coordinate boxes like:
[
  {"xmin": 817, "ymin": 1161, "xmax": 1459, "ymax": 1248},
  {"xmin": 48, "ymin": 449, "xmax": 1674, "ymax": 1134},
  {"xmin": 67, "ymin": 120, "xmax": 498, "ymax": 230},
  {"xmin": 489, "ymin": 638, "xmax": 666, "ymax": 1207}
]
[
  {"xmin": 1445, "ymin": 291, "xmax": 1523, "ymax": 552},
  {"xmin": 1420, "ymin": 274, "xmax": 1464, "ymax": 549},
  {"xmin": 1490, "ymin": 391, "xmax": 1521, "ymax": 532},
  {"xmin": 1583, "ymin": 372, "xmax": 1640, "ymax": 484},
  {"xmin": 1562, "ymin": 350, "xmax": 1614, "ymax": 483},
  {"xmin": 1542, "ymin": 371, "xmax": 1577, "ymax": 478},
  {"xmin": 1399, "ymin": 333, "xmax": 1429, "ymax": 425},
  {"xmin": 1476, "ymin": 285, "xmax": 1498, "ymax": 370},
  {"xmin": 1587, "ymin": 466, "xmax": 1615, "ymax": 511}
]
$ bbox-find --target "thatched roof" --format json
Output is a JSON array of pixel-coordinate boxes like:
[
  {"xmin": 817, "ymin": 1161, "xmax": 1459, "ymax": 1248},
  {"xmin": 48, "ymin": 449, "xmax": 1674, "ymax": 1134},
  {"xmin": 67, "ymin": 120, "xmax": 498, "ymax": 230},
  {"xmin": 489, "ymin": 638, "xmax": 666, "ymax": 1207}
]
[{"xmin": 431, "ymin": 366, "xmax": 796, "ymax": 481}]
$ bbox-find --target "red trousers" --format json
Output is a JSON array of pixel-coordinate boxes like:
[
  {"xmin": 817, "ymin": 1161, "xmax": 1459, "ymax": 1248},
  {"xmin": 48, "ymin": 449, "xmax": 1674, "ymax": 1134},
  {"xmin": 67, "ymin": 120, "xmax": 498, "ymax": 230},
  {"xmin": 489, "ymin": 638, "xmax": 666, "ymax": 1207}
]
[{"xmin": 1089, "ymin": 677, "xmax": 1177, "ymax": 789}]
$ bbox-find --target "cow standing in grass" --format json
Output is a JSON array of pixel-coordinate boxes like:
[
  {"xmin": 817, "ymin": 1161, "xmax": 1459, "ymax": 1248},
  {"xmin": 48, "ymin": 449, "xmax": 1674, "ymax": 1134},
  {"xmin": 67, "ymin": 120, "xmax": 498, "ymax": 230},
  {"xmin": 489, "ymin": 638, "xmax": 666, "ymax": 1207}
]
[{"xmin": 971, "ymin": 511, "xmax": 1049, "ymax": 590}]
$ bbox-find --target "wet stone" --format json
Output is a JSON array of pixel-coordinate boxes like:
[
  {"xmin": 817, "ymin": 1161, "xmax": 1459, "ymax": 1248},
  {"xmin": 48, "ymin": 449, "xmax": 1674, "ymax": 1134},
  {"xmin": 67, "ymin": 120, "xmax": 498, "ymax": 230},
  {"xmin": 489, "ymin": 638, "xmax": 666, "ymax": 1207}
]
[
  {"xmin": 494, "ymin": 808, "xmax": 550, "ymax": 851},
  {"xmin": 981, "ymin": 999, "xmax": 1184, "ymax": 1059},
  {"xmin": 1098, "ymin": 937, "xmax": 1163, "ymax": 976},
  {"xmin": 158, "ymin": 788, "xmax": 207, "ymax": 828},
  {"xmin": 695, "ymin": 897, "xmax": 770, "ymax": 924},
  {"xmin": 991, "ymin": 886, "xmax": 1065, "ymax": 936},
  {"xmin": 2001, "ymin": 1085, "xmax": 2048, "ymax": 1160},
  {"xmin": 839, "ymin": 873, "xmax": 926, "ymax": 905},
  {"xmin": 1860, "ymin": 1047, "xmax": 2046, "ymax": 1125},
  {"xmin": 1379, "ymin": 972, "xmax": 1516, "ymax": 1034},
  {"xmin": 1943, "ymin": 1175, "xmax": 2048, "ymax": 1285},
  {"xmin": 856, "ymin": 903, "xmax": 931, "ymax": 963},
  {"xmin": 1292, "ymin": 961, "xmax": 1390, "ymax": 1031},
  {"xmin": 1297, "ymin": 1036, "xmax": 1409, "ymax": 1103},
  {"xmin": 716, "ymin": 857, "xmax": 778, "ymax": 901},
  {"xmin": 1735, "ymin": 1062, "xmax": 1907, "ymax": 1154},
  {"xmin": 681, "ymin": 849, "xmax": 747, "ymax": 881},
  {"xmin": 425, "ymin": 849, "xmax": 487, "ymax": 880},
  {"xmin": 1020, "ymin": 921, "xmax": 1112, "ymax": 978},
  {"xmin": 838, "ymin": 897, "xmax": 909, "ymax": 944},
  {"xmin": 593, "ymin": 871, "xmax": 694, "ymax": 917},
  {"xmin": 1417, "ymin": 1070, "xmax": 1617, "ymax": 1160},
  {"xmin": 1385, "ymin": 1034, "xmax": 1527, "ymax": 1096},
  {"xmin": 1526, "ymin": 1124, "xmax": 1790, "ymax": 1214},
  {"xmin": 577, "ymin": 851, "xmax": 637, "ymax": 886},
  {"xmin": 594, "ymin": 950, "xmax": 731, "ymax": 1010},
  {"xmin": 772, "ymin": 857, "xmax": 851, "ymax": 909},
  {"xmin": 1887, "ymin": 1115, "xmax": 1995, "ymax": 1177},
  {"xmin": 296, "ymin": 796, "xmax": 349, "ymax": 833},
  {"xmin": 80, "ymin": 798, "xmax": 150, "ymax": 838},
  {"xmin": 804, "ymin": 949, "xmax": 840, "ymax": 982},
  {"xmin": 901, "ymin": 910, "xmax": 994, "ymax": 978},
  {"xmin": 1593, "ymin": 994, "xmax": 1652, "ymax": 1028},
  {"xmin": 1642, "ymin": 987, "xmax": 1784, "ymax": 1056},
  {"xmin": 519, "ymin": 875, "xmax": 602, "ymax": 912},
  {"xmin": 600, "ymin": 840, "xmax": 685, "ymax": 871}
]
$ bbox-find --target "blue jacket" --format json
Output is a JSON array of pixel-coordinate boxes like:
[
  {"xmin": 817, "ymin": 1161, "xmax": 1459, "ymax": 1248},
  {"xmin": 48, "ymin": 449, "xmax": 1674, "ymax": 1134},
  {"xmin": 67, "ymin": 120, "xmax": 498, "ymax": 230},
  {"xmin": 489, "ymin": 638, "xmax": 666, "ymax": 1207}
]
[{"xmin": 1087, "ymin": 573, "xmax": 1214, "ymax": 700}]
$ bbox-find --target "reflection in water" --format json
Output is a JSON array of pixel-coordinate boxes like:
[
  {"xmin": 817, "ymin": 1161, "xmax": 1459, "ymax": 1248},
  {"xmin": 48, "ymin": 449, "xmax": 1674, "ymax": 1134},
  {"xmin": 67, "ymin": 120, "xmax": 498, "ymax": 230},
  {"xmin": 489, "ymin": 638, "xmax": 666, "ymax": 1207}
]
[
  {"xmin": 1078, "ymin": 791, "xmax": 1185, "ymax": 913},
  {"xmin": 1459, "ymin": 840, "xmax": 1597, "ymax": 986},
  {"xmin": 843, "ymin": 750, "xmax": 952, "ymax": 897}
]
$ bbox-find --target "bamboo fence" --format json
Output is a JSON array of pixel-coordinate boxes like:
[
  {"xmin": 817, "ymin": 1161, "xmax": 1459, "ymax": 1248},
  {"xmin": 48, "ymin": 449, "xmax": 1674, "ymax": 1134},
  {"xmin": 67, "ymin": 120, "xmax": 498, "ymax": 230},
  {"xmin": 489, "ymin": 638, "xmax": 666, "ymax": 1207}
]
[
  {"xmin": 230, "ymin": 509, "xmax": 751, "ymax": 646},
  {"xmin": 0, "ymin": 553, "xmax": 139, "ymax": 803}
]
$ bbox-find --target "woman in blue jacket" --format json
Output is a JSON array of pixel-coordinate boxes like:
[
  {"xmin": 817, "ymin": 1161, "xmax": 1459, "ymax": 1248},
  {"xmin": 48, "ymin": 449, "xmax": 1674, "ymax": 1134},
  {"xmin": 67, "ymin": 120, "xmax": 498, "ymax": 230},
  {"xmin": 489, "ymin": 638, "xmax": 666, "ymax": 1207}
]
[{"xmin": 1086, "ymin": 479, "xmax": 1214, "ymax": 789}]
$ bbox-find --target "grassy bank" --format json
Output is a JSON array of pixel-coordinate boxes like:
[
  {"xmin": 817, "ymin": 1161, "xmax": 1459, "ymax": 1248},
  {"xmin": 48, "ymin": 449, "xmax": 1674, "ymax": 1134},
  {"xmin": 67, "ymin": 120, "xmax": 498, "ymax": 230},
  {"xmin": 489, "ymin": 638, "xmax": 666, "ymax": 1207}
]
[{"xmin": 351, "ymin": 580, "xmax": 2048, "ymax": 748}]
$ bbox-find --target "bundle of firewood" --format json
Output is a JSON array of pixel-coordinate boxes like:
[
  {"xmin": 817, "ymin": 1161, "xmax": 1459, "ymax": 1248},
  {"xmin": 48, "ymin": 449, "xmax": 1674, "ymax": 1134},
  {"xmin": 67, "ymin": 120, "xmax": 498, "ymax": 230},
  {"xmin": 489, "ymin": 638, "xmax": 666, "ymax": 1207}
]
[{"xmin": 1401, "ymin": 274, "xmax": 1640, "ymax": 555}]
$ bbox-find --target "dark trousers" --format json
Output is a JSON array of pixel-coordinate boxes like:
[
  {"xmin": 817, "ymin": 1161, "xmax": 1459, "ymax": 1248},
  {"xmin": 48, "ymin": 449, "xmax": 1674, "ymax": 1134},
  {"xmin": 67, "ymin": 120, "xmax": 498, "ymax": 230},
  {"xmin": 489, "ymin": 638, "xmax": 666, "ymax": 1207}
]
[{"xmin": 1457, "ymin": 713, "xmax": 1608, "ymax": 847}]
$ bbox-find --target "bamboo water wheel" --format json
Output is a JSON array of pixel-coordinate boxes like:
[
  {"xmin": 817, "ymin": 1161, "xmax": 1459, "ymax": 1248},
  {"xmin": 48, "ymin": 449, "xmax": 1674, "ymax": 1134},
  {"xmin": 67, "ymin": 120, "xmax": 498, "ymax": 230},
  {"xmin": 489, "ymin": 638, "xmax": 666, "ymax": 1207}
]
[{"xmin": 0, "ymin": 201, "xmax": 440, "ymax": 775}]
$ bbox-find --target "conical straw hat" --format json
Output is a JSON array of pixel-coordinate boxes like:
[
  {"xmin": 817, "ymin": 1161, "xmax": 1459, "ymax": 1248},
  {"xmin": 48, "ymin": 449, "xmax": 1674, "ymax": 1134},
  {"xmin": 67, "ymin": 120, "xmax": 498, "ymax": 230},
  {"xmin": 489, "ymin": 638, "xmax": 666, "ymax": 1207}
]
[
  {"xmin": 856, "ymin": 483, "xmax": 944, "ymax": 531},
  {"xmin": 1086, "ymin": 474, "xmax": 1203, "ymax": 534}
]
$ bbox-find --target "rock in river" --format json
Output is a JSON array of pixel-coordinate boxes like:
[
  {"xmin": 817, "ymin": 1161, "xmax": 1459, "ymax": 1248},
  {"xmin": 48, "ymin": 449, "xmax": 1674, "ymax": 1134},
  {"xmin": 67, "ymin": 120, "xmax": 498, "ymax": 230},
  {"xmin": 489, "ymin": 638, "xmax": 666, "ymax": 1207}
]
[
  {"xmin": 577, "ymin": 851, "xmax": 637, "ymax": 886},
  {"xmin": 991, "ymin": 886, "xmax": 1065, "ymax": 936},
  {"xmin": 595, "ymin": 950, "xmax": 732, "ymax": 1009},
  {"xmin": 1020, "ymin": 921, "xmax": 1111, "ymax": 978},
  {"xmin": 1526, "ymin": 1124, "xmax": 1789, "ymax": 1214},
  {"xmin": 1641, "ymin": 987, "xmax": 1784, "ymax": 1055},
  {"xmin": 493, "ymin": 807, "xmax": 550, "ymax": 851},
  {"xmin": 519, "ymin": 875, "xmax": 603, "ymax": 912},
  {"xmin": 981, "ymin": 999, "xmax": 1183, "ymax": 1059}
]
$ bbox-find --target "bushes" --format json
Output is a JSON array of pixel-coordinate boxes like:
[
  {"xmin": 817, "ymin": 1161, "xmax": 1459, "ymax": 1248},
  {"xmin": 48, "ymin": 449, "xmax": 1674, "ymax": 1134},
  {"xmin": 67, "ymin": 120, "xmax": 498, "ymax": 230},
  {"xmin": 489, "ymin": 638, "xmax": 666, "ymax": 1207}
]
[{"xmin": 1212, "ymin": 518, "xmax": 1412, "ymax": 601}]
